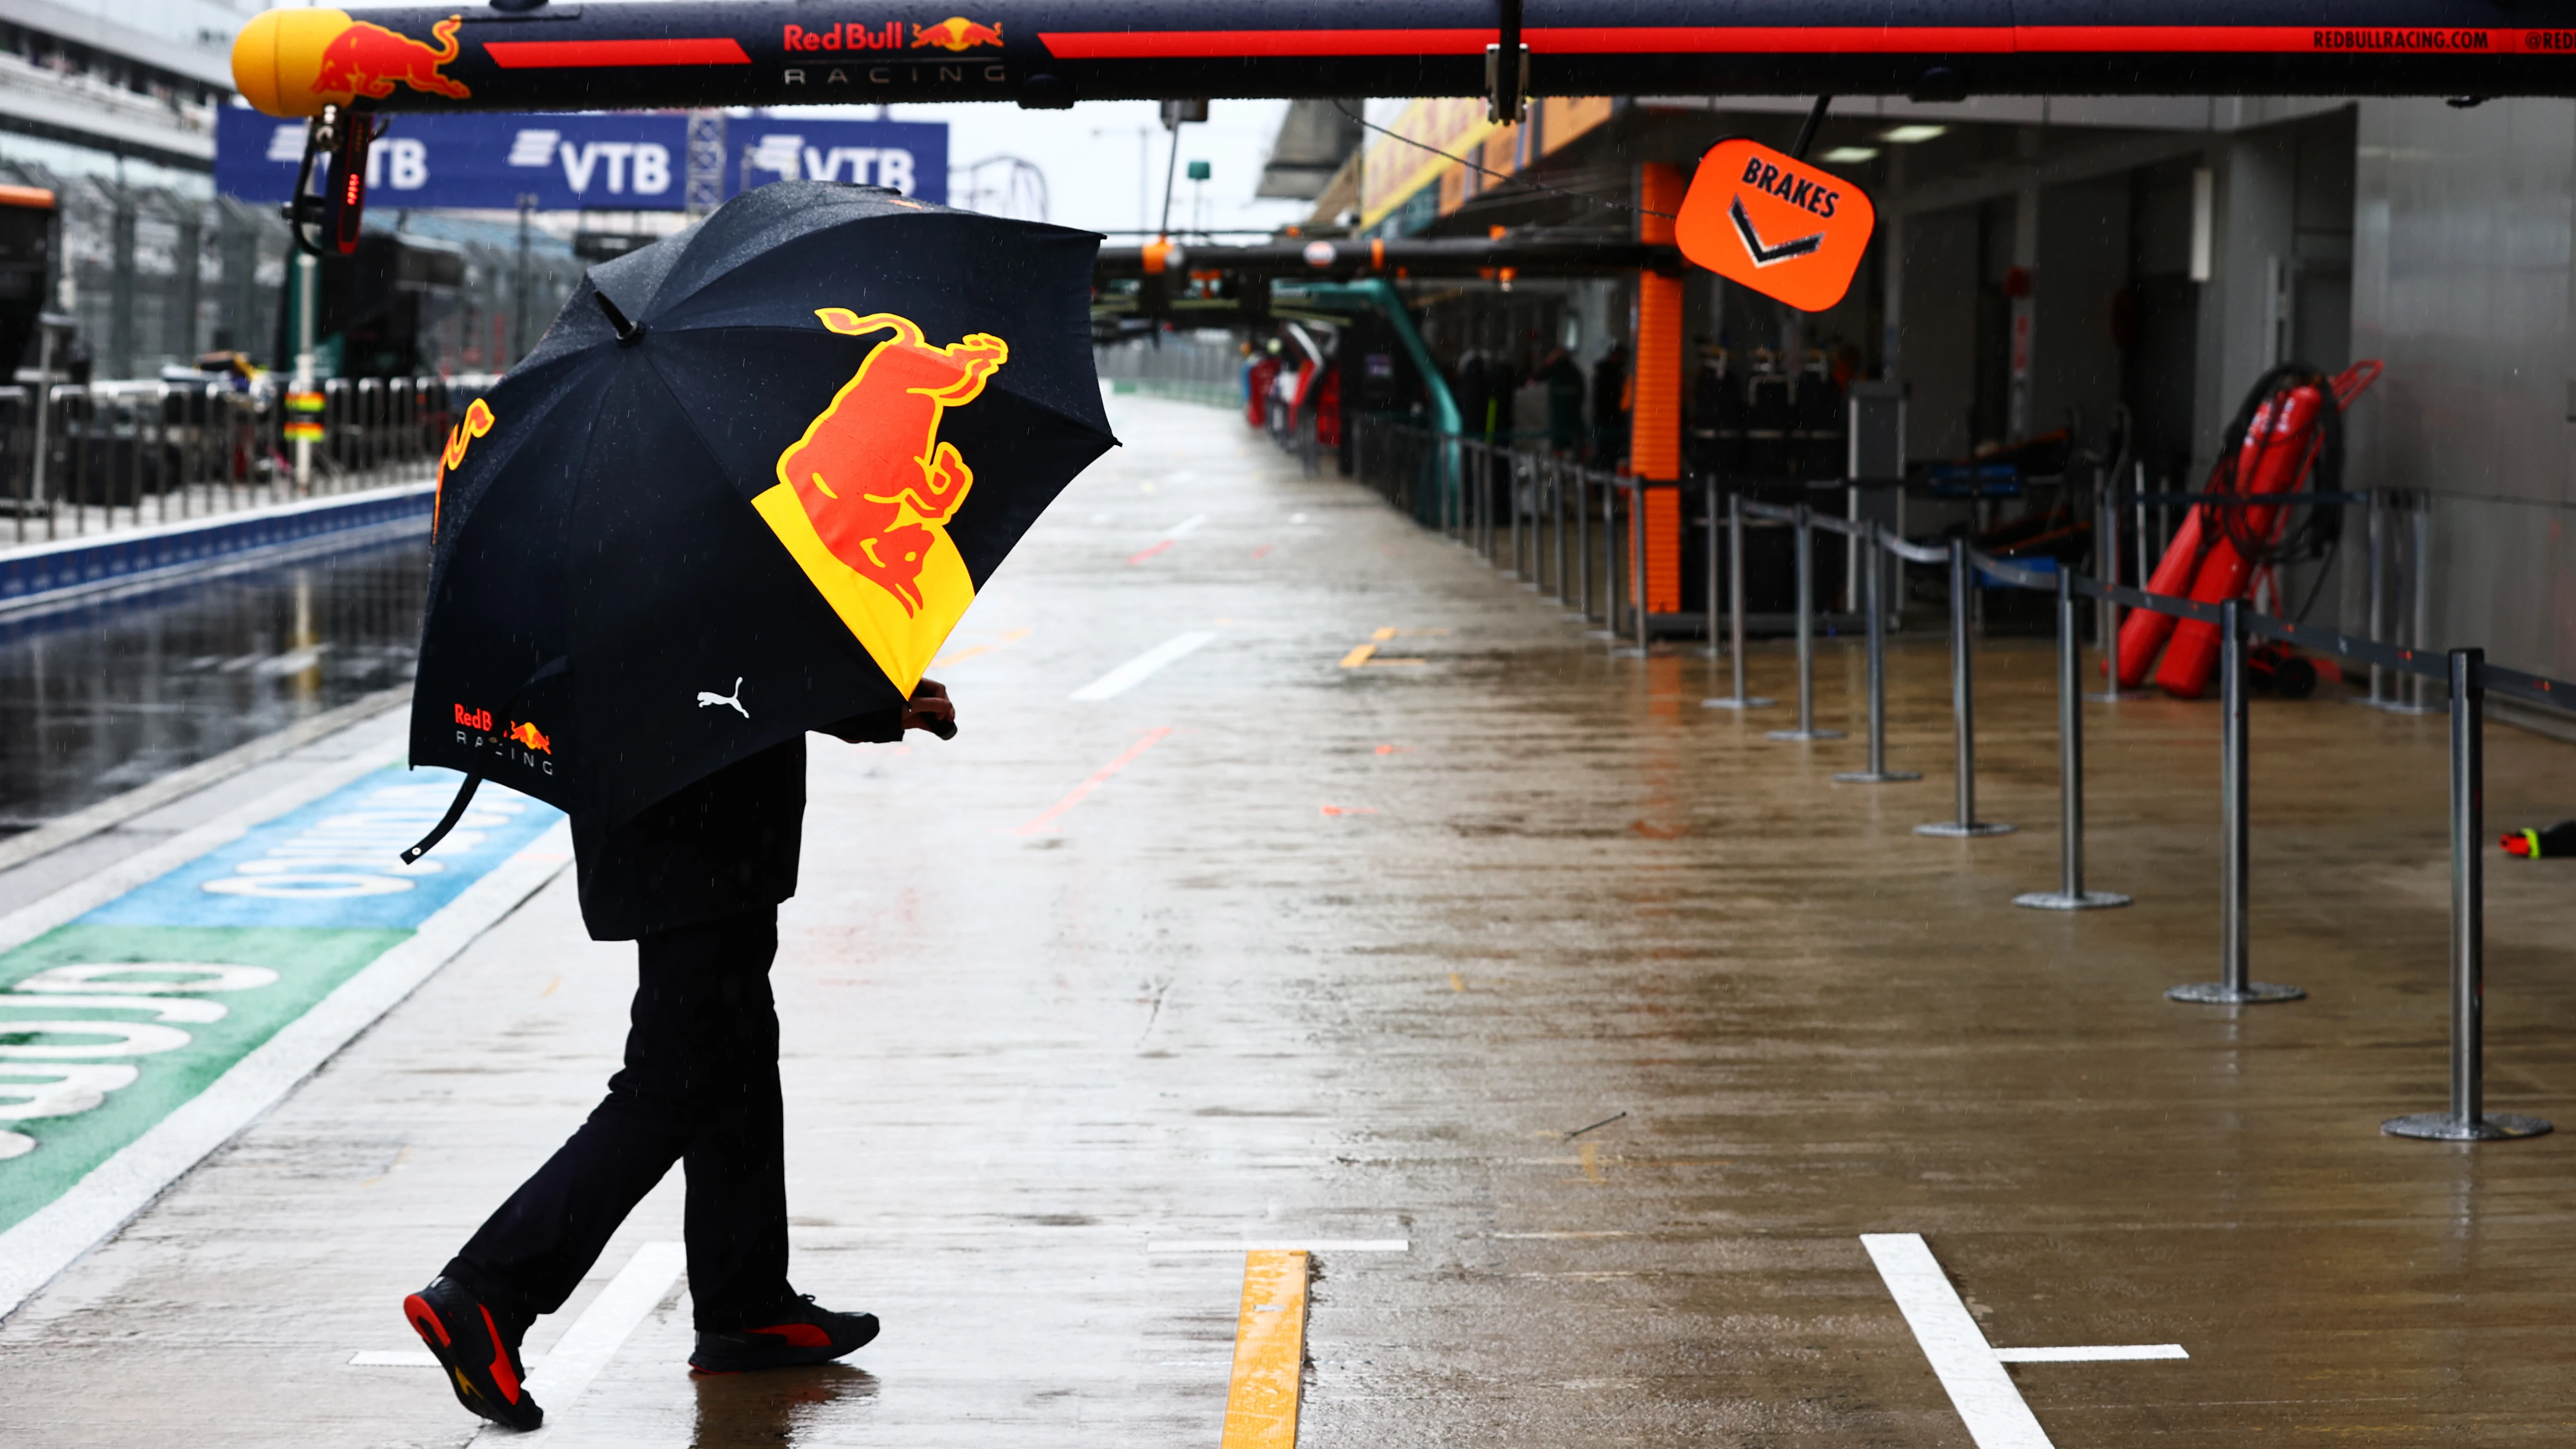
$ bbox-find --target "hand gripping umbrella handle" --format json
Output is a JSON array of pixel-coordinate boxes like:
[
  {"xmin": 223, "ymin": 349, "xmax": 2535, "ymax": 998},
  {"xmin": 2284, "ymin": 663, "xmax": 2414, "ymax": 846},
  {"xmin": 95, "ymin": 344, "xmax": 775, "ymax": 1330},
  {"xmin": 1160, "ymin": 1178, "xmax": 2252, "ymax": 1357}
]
[{"xmin": 401, "ymin": 772, "xmax": 483, "ymax": 865}]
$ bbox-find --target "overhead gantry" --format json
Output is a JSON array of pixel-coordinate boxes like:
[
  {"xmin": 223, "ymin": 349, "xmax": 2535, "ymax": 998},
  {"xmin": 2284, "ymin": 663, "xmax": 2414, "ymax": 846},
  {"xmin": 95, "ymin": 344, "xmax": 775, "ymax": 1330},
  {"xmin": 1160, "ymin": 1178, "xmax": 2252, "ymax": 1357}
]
[{"xmin": 235, "ymin": 1, "xmax": 2576, "ymax": 120}]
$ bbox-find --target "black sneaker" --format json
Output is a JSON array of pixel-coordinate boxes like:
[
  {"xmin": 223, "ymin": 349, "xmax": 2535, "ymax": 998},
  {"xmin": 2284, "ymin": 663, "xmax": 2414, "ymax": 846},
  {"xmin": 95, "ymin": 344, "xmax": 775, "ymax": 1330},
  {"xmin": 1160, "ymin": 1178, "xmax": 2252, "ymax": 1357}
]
[
  {"xmin": 689, "ymin": 1295, "xmax": 878, "ymax": 1374},
  {"xmin": 404, "ymin": 1276, "xmax": 543, "ymax": 1431}
]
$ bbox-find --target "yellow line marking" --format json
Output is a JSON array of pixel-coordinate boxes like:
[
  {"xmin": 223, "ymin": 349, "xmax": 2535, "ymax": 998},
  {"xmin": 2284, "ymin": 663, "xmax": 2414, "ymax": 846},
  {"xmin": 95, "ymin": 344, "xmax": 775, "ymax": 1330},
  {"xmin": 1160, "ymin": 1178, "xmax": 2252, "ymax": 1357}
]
[
  {"xmin": 361, "ymin": 1144, "xmax": 414, "ymax": 1188},
  {"xmin": 1448, "ymin": 973, "xmax": 1465, "ymax": 992},
  {"xmin": 1222, "ymin": 1250, "xmax": 1309, "ymax": 1449},
  {"xmin": 1338, "ymin": 643, "xmax": 1378, "ymax": 668},
  {"xmin": 540, "ymin": 974, "xmax": 562, "ymax": 998},
  {"xmin": 934, "ymin": 627, "xmax": 1033, "ymax": 667},
  {"xmin": 1370, "ymin": 626, "xmax": 1398, "ymax": 641},
  {"xmin": 1579, "ymin": 1142, "xmax": 1605, "ymax": 1184}
]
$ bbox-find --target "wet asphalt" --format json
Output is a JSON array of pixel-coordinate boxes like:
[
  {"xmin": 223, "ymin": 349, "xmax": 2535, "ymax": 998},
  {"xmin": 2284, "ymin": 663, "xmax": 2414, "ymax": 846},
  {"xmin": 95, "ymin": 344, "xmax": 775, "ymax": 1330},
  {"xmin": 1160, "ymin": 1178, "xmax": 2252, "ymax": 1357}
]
[
  {"xmin": 0, "ymin": 533, "xmax": 427, "ymax": 828},
  {"xmin": 2, "ymin": 394, "xmax": 2575, "ymax": 1445}
]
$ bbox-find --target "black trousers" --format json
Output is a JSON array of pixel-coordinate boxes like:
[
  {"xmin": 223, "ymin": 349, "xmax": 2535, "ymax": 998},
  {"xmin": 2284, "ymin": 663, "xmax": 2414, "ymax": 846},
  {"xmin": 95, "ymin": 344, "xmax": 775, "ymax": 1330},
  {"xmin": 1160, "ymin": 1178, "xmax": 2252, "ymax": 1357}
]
[{"xmin": 446, "ymin": 906, "xmax": 790, "ymax": 1333}]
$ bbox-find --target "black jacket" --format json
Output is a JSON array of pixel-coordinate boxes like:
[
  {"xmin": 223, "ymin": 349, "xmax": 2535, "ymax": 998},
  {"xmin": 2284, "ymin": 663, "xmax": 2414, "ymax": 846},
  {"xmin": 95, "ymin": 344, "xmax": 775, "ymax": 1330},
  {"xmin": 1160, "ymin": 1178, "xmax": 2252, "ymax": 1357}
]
[{"xmin": 570, "ymin": 708, "xmax": 902, "ymax": 940}]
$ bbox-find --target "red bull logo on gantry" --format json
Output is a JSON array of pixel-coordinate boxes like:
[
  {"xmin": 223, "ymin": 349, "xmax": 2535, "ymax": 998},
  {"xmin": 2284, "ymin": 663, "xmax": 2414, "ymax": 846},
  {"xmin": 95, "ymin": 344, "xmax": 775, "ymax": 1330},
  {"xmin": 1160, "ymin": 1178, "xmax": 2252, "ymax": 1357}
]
[
  {"xmin": 753, "ymin": 309, "xmax": 1008, "ymax": 692},
  {"xmin": 778, "ymin": 17, "xmax": 1002, "ymax": 52},
  {"xmin": 914, "ymin": 17, "xmax": 1005, "ymax": 50},
  {"xmin": 313, "ymin": 13, "xmax": 470, "ymax": 102}
]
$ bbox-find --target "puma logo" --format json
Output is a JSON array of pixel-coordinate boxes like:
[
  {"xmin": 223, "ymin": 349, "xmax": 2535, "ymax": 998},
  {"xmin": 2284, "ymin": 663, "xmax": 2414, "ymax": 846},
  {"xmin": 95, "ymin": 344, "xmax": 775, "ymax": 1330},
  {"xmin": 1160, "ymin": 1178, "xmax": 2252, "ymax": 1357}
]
[{"xmin": 697, "ymin": 677, "xmax": 748, "ymax": 718}]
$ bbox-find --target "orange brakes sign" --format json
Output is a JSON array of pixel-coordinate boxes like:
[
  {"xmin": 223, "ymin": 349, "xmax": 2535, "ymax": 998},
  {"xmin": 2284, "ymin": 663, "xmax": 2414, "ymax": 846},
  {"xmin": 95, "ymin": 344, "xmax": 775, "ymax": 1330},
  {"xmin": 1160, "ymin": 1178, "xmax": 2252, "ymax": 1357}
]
[{"xmin": 1675, "ymin": 139, "xmax": 1876, "ymax": 313}]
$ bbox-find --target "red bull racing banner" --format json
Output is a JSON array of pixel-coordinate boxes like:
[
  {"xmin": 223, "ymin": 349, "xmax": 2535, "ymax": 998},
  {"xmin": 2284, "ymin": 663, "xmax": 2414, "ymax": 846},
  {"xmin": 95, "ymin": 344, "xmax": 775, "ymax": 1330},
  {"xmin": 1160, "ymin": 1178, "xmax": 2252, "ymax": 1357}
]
[{"xmin": 235, "ymin": 1, "xmax": 2576, "ymax": 118}]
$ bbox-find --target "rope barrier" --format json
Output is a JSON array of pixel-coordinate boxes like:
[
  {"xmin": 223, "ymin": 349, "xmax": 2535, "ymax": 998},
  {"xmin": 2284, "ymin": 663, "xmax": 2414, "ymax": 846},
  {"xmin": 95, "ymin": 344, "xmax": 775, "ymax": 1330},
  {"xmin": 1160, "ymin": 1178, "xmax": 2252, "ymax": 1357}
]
[
  {"xmin": 1433, "ymin": 451, "xmax": 2570, "ymax": 1140},
  {"xmin": 1962, "ymin": 546, "xmax": 2055, "ymax": 592}
]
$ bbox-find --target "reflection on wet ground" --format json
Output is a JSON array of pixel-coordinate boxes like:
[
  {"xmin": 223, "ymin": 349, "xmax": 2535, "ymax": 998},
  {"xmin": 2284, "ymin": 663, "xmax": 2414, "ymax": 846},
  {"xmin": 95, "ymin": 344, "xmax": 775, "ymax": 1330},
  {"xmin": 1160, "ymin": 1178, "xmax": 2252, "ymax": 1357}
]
[
  {"xmin": 689, "ymin": 1365, "xmax": 878, "ymax": 1449},
  {"xmin": 0, "ymin": 531, "xmax": 426, "ymax": 827},
  {"xmin": 5, "ymin": 400, "xmax": 2576, "ymax": 1446}
]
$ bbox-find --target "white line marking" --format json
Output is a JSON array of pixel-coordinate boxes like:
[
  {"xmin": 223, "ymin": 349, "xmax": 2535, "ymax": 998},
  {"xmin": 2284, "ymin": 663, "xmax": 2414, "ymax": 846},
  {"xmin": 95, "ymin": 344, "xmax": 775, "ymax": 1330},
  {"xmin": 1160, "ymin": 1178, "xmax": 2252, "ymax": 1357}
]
[
  {"xmin": 1159, "ymin": 513, "xmax": 1209, "ymax": 540},
  {"xmin": 468, "ymin": 1241, "xmax": 685, "ymax": 1444},
  {"xmin": 1069, "ymin": 630, "xmax": 1216, "ymax": 701},
  {"xmin": 1992, "ymin": 1345, "xmax": 2188, "ymax": 1363},
  {"xmin": 1861, "ymin": 1233, "xmax": 2056, "ymax": 1449},
  {"xmin": 1148, "ymin": 1239, "xmax": 1409, "ymax": 1254},
  {"xmin": 0, "ymin": 815, "xmax": 574, "ymax": 1323}
]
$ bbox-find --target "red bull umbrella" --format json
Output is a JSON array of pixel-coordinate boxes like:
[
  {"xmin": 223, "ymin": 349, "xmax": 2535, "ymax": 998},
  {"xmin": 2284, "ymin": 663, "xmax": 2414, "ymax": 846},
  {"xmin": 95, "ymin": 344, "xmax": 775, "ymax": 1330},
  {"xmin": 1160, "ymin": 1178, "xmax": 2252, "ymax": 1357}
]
[{"xmin": 405, "ymin": 179, "xmax": 1113, "ymax": 839}]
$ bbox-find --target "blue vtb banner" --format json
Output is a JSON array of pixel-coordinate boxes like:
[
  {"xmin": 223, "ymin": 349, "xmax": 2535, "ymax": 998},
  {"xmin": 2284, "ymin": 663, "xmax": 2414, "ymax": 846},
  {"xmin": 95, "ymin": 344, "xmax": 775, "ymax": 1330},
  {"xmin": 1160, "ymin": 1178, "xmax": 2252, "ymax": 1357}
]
[{"xmin": 214, "ymin": 110, "xmax": 947, "ymax": 210}]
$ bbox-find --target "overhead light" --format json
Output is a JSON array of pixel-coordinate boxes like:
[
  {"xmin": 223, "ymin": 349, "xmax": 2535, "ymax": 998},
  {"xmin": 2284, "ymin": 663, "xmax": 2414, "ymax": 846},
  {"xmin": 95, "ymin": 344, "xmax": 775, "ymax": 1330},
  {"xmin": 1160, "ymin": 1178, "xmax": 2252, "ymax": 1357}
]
[
  {"xmin": 1820, "ymin": 146, "xmax": 1881, "ymax": 163},
  {"xmin": 1878, "ymin": 124, "xmax": 1948, "ymax": 144}
]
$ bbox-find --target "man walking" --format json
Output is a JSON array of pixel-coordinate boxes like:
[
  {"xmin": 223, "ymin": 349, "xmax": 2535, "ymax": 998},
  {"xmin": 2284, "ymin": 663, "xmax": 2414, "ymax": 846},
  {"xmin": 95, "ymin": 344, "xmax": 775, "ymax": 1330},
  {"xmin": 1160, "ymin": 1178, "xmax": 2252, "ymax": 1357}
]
[{"xmin": 402, "ymin": 682, "xmax": 955, "ymax": 1430}]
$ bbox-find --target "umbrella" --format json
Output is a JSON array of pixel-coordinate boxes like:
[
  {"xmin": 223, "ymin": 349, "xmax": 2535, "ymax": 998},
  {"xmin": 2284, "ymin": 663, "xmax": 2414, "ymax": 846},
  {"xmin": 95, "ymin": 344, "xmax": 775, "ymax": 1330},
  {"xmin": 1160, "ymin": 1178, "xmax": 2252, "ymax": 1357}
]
[{"xmin": 401, "ymin": 180, "xmax": 1113, "ymax": 849}]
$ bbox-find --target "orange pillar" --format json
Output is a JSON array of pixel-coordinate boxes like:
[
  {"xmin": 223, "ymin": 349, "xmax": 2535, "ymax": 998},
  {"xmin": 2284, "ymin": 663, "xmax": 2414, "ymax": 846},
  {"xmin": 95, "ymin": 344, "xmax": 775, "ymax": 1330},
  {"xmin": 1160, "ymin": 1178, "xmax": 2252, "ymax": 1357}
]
[{"xmin": 1633, "ymin": 162, "xmax": 1686, "ymax": 616}]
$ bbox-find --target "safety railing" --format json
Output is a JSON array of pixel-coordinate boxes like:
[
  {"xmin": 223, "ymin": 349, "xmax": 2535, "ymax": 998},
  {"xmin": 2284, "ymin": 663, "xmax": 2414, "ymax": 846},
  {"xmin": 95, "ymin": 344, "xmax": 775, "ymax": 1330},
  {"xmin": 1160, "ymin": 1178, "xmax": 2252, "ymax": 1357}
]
[
  {"xmin": 0, "ymin": 375, "xmax": 475, "ymax": 546},
  {"xmin": 1360, "ymin": 432, "xmax": 2569, "ymax": 1147}
]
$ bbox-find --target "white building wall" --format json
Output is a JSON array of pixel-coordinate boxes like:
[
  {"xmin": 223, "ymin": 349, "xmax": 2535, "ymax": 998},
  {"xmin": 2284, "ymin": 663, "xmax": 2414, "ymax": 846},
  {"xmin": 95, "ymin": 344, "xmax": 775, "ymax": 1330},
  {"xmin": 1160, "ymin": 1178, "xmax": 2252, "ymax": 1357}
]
[{"xmin": 2349, "ymin": 98, "xmax": 2576, "ymax": 682}]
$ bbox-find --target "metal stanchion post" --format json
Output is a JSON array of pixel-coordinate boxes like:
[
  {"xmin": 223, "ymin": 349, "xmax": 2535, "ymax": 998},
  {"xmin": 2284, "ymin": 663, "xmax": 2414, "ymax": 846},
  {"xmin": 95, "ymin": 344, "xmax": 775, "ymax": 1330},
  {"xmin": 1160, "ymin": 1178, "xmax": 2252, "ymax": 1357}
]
[
  {"xmin": 2168, "ymin": 600, "xmax": 2302, "ymax": 1003},
  {"xmin": 1473, "ymin": 440, "xmax": 1494, "ymax": 559},
  {"xmin": 2410, "ymin": 499, "xmax": 2434, "ymax": 713},
  {"xmin": 1704, "ymin": 492, "xmax": 1774, "ymax": 710},
  {"xmin": 1843, "ymin": 482, "xmax": 1860, "ymax": 614},
  {"xmin": 1836, "ymin": 523, "xmax": 1918, "ymax": 784},
  {"xmin": 1572, "ymin": 468, "xmax": 1591, "ymax": 616},
  {"xmin": 1554, "ymin": 459, "xmax": 1570, "ymax": 601},
  {"xmin": 1632, "ymin": 481, "xmax": 1650, "ymax": 654},
  {"xmin": 1603, "ymin": 475, "xmax": 1623, "ymax": 636},
  {"xmin": 1769, "ymin": 504, "xmax": 1844, "ymax": 740},
  {"xmin": 1916, "ymin": 540, "xmax": 2012, "ymax": 837},
  {"xmin": 1703, "ymin": 479, "xmax": 1721, "ymax": 661},
  {"xmin": 2365, "ymin": 491, "xmax": 2385, "ymax": 705},
  {"xmin": 1447, "ymin": 439, "xmax": 1460, "ymax": 540},
  {"xmin": 2088, "ymin": 474, "xmax": 2122, "ymax": 702},
  {"xmin": 1483, "ymin": 447, "xmax": 1496, "ymax": 562},
  {"xmin": 2362, "ymin": 490, "xmax": 2435, "ymax": 714},
  {"xmin": 2017, "ymin": 568, "xmax": 2130, "ymax": 908},
  {"xmin": 2134, "ymin": 462, "xmax": 2151, "ymax": 606},
  {"xmin": 2386, "ymin": 650, "xmax": 2552, "ymax": 1140},
  {"xmin": 1509, "ymin": 453, "xmax": 1525, "ymax": 581}
]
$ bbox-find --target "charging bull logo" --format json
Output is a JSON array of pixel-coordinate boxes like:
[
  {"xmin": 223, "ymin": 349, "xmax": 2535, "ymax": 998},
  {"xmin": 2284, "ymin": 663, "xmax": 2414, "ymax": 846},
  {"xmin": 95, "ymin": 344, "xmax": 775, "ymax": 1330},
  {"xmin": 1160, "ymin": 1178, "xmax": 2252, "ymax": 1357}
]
[
  {"xmin": 313, "ymin": 14, "xmax": 470, "ymax": 102},
  {"xmin": 753, "ymin": 309, "xmax": 1009, "ymax": 691},
  {"xmin": 914, "ymin": 17, "xmax": 1004, "ymax": 50},
  {"xmin": 433, "ymin": 396, "xmax": 494, "ymax": 537}
]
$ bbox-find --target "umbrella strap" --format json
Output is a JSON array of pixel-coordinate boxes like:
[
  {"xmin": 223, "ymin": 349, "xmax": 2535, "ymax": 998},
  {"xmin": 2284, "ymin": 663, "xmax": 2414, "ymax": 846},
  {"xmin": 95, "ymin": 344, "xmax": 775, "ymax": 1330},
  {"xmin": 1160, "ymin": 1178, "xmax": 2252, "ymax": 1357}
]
[
  {"xmin": 401, "ymin": 772, "xmax": 483, "ymax": 865},
  {"xmin": 403, "ymin": 658, "xmax": 564, "ymax": 864}
]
